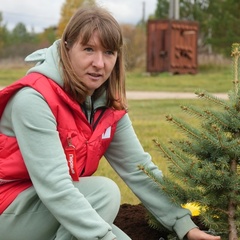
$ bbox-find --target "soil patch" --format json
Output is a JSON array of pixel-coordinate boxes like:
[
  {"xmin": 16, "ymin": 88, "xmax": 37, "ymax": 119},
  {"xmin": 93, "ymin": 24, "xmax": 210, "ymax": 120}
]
[
  {"xmin": 114, "ymin": 204, "xmax": 206, "ymax": 240},
  {"xmin": 114, "ymin": 204, "xmax": 168, "ymax": 240}
]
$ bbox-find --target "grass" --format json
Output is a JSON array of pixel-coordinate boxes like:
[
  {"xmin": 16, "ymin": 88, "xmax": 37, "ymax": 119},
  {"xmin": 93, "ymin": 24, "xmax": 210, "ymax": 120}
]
[
  {"xmin": 96, "ymin": 98, "xmax": 218, "ymax": 204},
  {"xmin": 0, "ymin": 65, "xmax": 234, "ymax": 204},
  {"xmin": 0, "ymin": 67, "xmax": 30, "ymax": 86},
  {"xmin": 0, "ymin": 63, "xmax": 233, "ymax": 93},
  {"xmin": 126, "ymin": 65, "xmax": 233, "ymax": 93}
]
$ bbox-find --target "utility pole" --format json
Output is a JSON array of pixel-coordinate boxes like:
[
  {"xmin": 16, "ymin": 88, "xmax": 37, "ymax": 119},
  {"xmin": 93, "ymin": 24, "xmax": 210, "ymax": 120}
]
[
  {"xmin": 169, "ymin": 0, "xmax": 179, "ymax": 20},
  {"xmin": 142, "ymin": 1, "xmax": 145, "ymax": 23}
]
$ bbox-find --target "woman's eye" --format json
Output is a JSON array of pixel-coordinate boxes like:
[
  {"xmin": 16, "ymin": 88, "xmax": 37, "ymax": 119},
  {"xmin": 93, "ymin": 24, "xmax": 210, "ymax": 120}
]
[
  {"xmin": 84, "ymin": 47, "xmax": 93, "ymax": 52},
  {"xmin": 105, "ymin": 50, "xmax": 115, "ymax": 55}
]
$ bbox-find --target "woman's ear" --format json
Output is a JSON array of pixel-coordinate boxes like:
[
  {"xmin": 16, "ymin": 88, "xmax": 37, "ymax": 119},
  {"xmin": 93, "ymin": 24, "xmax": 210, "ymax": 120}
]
[{"xmin": 65, "ymin": 41, "xmax": 69, "ymax": 49}]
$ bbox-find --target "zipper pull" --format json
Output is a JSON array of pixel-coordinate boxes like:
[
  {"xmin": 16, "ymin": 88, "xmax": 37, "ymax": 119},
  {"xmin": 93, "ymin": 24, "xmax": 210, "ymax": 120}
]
[{"xmin": 64, "ymin": 135, "xmax": 79, "ymax": 181}]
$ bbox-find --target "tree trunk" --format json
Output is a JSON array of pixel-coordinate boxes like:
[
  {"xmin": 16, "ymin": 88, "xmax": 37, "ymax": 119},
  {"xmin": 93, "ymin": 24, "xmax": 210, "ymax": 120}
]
[{"xmin": 228, "ymin": 158, "xmax": 238, "ymax": 240}]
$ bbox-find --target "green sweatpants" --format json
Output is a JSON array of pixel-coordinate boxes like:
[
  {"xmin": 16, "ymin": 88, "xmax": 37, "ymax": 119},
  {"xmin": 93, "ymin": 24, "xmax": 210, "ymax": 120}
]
[{"xmin": 0, "ymin": 176, "xmax": 131, "ymax": 240}]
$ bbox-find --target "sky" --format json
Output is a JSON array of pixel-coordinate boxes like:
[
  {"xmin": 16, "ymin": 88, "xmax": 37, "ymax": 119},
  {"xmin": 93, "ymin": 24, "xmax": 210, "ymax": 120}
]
[{"xmin": 0, "ymin": 0, "xmax": 157, "ymax": 32}]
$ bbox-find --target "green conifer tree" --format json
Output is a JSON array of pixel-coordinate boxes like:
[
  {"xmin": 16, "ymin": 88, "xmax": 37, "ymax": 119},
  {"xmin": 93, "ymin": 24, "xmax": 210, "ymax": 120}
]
[{"xmin": 139, "ymin": 43, "xmax": 240, "ymax": 240}]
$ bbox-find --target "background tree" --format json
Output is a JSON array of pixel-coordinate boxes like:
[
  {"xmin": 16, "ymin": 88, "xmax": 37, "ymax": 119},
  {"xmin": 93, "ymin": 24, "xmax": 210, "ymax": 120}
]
[
  {"xmin": 57, "ymin": 0, "xmax": 96, "ymax": 38},
  {"xmin": 39, "ymin": 26, "xmax": 58, "ymax": 46},
  {"xmin": 0, "ymin": 12, "xmax": 9, "ymax": 56},
  {"xmin": 154, "ymin": 0, "xmax": 240, "ymax": 57},
  {"xmin": 121, "ymin": 24, "xmax": 146, "ymax": 70},
  {"xmin": 1, "ymin": 0, "xmax": 238, "ymax": 65},
  {"xmin": 206, "ymin": 0, "xmax": 240, "ymax": 56},
  {"xmin": 0, "ymin": 21, "xmax": 41, "ymax": 58},
  {"xmin": 11, "ymin": 23, "xmax": 30, "ymax": 44},
  {"xmin": 154, "ymin": 0, "xmax": 169, "ymax": 19}
]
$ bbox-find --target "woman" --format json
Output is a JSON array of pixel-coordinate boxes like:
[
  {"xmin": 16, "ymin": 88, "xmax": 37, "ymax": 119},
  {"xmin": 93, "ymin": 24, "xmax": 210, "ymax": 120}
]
[{"xmin": 0, "ymin": 6, "xmax": 220, "ymax": 240}]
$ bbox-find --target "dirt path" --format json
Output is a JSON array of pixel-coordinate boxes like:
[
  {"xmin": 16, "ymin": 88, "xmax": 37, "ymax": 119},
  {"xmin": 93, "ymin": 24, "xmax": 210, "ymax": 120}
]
[
  {"xmin": 126, "ymin": 91, "xmax": 228, "ymax": 100},
  {"xmin": 0, "ymin": 85, "xmax": 228, "ymax": 100}
]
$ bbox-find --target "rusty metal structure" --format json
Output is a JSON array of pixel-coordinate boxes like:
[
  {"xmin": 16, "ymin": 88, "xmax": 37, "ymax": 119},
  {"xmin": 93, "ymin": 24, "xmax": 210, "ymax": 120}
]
[{"xmin": 147, "ymin": 20, "xmax": 199, "ymax": 74}]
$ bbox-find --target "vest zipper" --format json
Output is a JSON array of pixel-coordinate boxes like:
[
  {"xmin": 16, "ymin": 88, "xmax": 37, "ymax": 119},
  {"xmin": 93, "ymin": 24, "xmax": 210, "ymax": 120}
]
[
  {"xmin": 82, "ymin": 98, "xmax": 107, "ymax": 130},
  {"xmin": 92, "ymin": 108, "xmax": 107, "ymax": 130}
]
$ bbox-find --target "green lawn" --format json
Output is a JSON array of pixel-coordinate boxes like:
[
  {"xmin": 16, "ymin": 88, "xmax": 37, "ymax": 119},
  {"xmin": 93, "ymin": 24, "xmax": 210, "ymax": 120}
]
[
  {"xmin": 126, "ymin": 65, "xmax": 232, "ymax": 93},
  {"xmin": 0, "ymin": 63, "xmax": 233, "ymax": 93},
  {"xmin": 0, "ymin": 67, "xmax": 30, "ymax": 86}
]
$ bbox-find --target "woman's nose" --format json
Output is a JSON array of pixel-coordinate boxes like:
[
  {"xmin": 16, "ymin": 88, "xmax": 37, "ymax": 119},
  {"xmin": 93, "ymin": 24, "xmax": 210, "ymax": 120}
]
[{"xmin": 92, "ymin": 52, "xmax": 104, "ymax": 68}]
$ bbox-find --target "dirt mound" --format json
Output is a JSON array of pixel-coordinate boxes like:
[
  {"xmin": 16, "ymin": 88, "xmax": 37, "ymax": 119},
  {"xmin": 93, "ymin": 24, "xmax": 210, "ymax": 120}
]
[{"xmin": 114, "ymin": 204, "xmax": 168, "ymax": 240}]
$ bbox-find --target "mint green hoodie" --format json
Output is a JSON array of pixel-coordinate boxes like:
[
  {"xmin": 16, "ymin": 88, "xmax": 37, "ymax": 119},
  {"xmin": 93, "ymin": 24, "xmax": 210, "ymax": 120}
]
[{"xmin": 0, "ymin": 40, "xmax": 197, "ymax": 239}]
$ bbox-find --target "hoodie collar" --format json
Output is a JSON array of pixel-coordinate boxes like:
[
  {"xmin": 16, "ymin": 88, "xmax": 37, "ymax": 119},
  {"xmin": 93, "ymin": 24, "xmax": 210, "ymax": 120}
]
[{"xmin": 25, "ymin": 40, "xmax": 63, "ymax": 87}]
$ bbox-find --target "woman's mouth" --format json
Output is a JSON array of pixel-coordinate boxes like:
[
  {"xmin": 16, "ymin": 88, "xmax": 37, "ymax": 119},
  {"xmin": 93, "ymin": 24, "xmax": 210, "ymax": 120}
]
[{"xmin": 88, "ymin": 72, "xmax": 103, "ymax": 80}]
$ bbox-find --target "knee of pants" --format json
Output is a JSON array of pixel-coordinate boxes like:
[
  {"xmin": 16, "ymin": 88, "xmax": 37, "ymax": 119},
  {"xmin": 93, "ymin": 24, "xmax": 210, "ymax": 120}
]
[
  {"xmin": 100, "ymin": 176, "xmax": 121, "ymax": 205},
  {"xmin": 74, "ymin": 176, "xmax": 121, "ymax": 211},
  {"xmin": 93, "ymin": 176, "xmax": 121, "ymax": 210}
]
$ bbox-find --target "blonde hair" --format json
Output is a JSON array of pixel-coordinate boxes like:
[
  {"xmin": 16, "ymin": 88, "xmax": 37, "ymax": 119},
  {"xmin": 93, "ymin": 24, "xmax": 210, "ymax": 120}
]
[{"xmin": 59, "ymin": 6, "xmax": 127, "ymax": 110}]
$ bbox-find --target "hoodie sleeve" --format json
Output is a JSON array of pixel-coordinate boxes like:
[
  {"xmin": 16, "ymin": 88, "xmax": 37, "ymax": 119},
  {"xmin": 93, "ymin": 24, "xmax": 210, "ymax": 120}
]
[
  {"xmin": 5, "ymin": 87, "xmax": 116, "ymax": 240},
  {"xmin": 105, "ymin": 114, "xmax": 197, "ymax": 240}
]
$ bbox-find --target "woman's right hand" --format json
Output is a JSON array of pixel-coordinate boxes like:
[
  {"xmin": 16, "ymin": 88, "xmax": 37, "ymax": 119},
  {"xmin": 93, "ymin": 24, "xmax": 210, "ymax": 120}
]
[{"xmin": 186, "ymin": 228, "xmax": 221, "ymax": 240}]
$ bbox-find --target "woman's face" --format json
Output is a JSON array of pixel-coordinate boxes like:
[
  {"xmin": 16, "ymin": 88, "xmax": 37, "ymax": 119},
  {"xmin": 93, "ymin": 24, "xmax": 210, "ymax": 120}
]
[{"xmin": 68, "ymin": 31, "xmax": 118, "ymax": 95}]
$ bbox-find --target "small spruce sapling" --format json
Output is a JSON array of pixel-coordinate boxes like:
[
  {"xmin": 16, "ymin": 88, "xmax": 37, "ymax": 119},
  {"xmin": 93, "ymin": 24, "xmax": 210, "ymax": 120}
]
[{"xmin": 139, "ymin": 43, "xmax": 240, "ymax": 240}]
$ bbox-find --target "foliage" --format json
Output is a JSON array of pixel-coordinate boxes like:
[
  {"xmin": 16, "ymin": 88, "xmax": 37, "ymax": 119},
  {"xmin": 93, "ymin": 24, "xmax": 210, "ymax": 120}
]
[
  {"xmin": 0, "ymin": 0, "xmax": 238, "ymax": 63},
  {"xmin": 206, "ymin": 0, "xmax": 240, "ymax": 56},
  {"xmin": 0, "ymin": 13, "xmax": 7, "ymax": 55},
  {"xmin": 0, "ymin": 22, "xmax": 41, "ymax": 58},
  {"xmin": 121, "ymin": 24, "xmax": 146, "ymax": 70},
  {"xmin": 139, "ymin": 44, "xmax": 240, "ymax": 239},
  {"xmin": 154, "ymin": 0, "xmax": 209, "ymax": 22},
  {"xmin": 39, "ymin": 27, "xmax": 58, "ymax": 45},
  {"xmin": 0, "ymin": 0, "xmax": 145, "ymax": 71},
  {"xmin": 0, "ymin": 0, "xmax": 97, "ymax": 59},
  {"xmin": 57, "ymin": 0, "xmax": 96, "ymax": 38},
  {"xmin": 154, "ymin": 0, "xmax": 240, "ymax": 57},
  {"xmin": 154, "ymin": 0, "xmax": 169, "ymax": 19}
]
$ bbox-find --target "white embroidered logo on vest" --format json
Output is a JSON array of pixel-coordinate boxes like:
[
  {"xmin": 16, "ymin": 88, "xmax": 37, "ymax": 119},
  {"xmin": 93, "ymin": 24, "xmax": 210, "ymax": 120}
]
[{"xmin": 102, "ymin": 126, "xmax": 111, "ymax": 139}]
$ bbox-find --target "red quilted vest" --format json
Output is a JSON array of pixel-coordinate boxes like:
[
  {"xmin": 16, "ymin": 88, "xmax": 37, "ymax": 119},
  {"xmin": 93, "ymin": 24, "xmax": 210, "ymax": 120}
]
[{"xmin": 0, "ymin": 73, "xmax": 126, "ymax": 213}]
